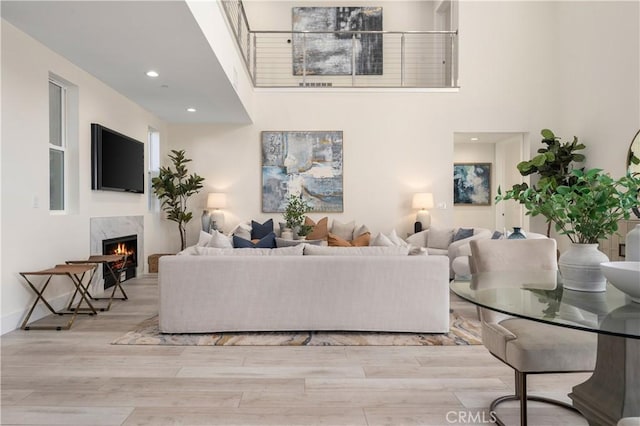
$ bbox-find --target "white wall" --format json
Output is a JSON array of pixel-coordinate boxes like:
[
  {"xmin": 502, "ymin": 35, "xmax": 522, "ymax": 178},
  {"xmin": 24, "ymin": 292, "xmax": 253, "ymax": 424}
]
[
  {"xmin": 553, "ymin": 1, "xmax": 640, "ymax": 178},
  {"xmin": 0, "ymin": 21, "xmax": 170, "ymax": 333}
]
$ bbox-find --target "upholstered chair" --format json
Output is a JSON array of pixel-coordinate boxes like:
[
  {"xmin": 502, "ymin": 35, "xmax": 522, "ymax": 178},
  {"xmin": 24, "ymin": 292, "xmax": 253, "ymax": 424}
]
[{"xmin": 469, "ymin": 239, "xmax": 597, "ymax": 426}]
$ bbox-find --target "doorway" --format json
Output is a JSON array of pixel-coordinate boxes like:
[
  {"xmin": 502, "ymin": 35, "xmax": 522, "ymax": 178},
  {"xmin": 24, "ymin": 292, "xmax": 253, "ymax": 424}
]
[{"xmin": 453, "ymin": 132, "xmax": 528, "ymax": 232}]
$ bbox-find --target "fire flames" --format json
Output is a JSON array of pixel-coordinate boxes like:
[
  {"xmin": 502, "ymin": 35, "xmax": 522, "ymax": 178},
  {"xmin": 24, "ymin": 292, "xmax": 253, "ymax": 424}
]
[{"xmin": 113, "ymin": 243, "xmax": 135, "ymax": 257}]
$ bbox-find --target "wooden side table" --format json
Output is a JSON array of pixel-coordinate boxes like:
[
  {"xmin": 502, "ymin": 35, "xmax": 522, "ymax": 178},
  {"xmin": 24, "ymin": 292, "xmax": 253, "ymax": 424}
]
[
  {"xmin": 19, "ymin": 264, "xmax": 98, "ymax": 330},
  {"xmin": 66, "ymin": 254, "xmax": 128, "ymax": 312}
]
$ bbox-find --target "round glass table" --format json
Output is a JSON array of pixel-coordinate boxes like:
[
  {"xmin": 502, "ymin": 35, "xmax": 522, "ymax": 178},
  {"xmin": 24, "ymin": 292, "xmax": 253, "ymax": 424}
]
[{"xmin": 451, "ymin": 270, "xmax": 640, "ymax": 425}]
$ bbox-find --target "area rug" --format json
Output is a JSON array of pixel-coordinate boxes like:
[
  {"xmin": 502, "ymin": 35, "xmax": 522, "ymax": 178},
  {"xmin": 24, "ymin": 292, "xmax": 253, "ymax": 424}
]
[{"xmin": 112, "ymin": 311, "xmax": 482, "ymax": 346}]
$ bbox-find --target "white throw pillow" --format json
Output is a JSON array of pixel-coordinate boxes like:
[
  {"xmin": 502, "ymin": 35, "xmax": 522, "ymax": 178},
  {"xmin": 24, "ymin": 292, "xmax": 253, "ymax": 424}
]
[
  {"xmin": 231, "ymin": 222, "xmax": 252, "ymax": 240},
  {"xmin": 197, "ymin": 231, "xmax": 212, "ymax": 247},
  {"xmin": 331, "ymin": 220, "xmax": 355, "ymax": 240},
  {"xmin": 354, "ymin": 224, "xmax": 370, "ymax": 237},
  {"xmin": 206, "ymin": 231, "xmax": 233, "ymax": 248},
  {"xmin": 427, "ymin": 227, "xmax": 454, "ymax": 249},
  {"xmin": 405, "ymin": 229, "xmax": 429, "ymax": 248},
  {"xmin": 370, "ymin": 232, "xmax": 395, "ymax": 247},
  {"xmin": 370, "ymin": 230, "xmax": 408, "ymax": 248},
  {"xmin": 388, "ymin": 230, "xmax": 408, "ymax": 247}
]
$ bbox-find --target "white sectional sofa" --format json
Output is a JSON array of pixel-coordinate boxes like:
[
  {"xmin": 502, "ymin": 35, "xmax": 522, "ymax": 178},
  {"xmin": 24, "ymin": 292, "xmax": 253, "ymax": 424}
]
[{"xmin": 158, "ymin": 246, "xmax": 450, "ymax": 334}]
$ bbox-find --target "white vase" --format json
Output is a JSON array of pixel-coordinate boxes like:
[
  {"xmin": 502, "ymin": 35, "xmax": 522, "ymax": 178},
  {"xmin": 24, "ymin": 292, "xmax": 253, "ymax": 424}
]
[
  {"xmin": 559, "ymin": 243, "xmax": 609, "ymax": 292},
  {"xmin": 626, "ymin": 224, "xmax": 640, "ymax": 262}
]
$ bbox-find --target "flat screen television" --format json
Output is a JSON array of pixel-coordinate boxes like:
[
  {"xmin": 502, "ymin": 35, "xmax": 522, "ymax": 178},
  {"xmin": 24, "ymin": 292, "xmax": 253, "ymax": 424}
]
[{"xmin": 91, "ymin": 123, "xmax": 144, "ymax": 193}]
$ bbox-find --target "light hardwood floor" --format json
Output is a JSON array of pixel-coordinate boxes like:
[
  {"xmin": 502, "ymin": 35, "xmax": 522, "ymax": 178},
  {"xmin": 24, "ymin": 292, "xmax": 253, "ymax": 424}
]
[{"xmin": 1, "ymin": 275, "xmax": 589, "ymax": 425}]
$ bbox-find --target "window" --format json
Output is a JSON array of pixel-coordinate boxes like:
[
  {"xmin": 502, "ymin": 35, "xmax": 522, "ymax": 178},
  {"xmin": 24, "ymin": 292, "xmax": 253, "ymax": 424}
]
[{"xmin": 49, "ymin": 79, "xmax": 66, "ymax": 211}]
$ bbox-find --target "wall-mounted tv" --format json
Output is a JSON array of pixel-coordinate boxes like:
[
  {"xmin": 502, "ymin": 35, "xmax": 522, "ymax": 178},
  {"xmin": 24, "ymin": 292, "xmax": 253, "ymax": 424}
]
[{"xmin": 91, "ymin": 123, "xmax": 144, "ymax": 193}]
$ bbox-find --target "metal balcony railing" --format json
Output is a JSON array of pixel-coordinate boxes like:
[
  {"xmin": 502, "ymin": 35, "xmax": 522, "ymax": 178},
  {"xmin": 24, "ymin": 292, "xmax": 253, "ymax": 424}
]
[{"xmin": 221, "ymin": 0, "xmax": 458, "ymax": 89}]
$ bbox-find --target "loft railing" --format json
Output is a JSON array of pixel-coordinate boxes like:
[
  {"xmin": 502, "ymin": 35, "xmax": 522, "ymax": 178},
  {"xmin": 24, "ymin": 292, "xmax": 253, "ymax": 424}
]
[{"xmin": 221, "ymin": 1, "xmax": 458, "ymax": 89}]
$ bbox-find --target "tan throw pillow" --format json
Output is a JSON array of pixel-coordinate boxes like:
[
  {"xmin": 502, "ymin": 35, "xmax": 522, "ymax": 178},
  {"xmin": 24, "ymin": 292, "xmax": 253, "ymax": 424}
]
[
  {"xmin": 352, "ymin": 232, "xmax": 371, "ymax": 247},
  {"xmin": 327, "ymin": 232, "xmax": 352, "ymax": 247},
  {"xmin": 328, "ymin": 232, "xmax": 371, "ymax": 247},
  {"xmin": 305, "ymin": 216, "xmax": 328, "ymax": 240}
]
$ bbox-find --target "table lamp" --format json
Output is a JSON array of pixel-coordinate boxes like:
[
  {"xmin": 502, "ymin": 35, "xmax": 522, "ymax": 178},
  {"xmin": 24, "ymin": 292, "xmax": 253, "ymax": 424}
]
[
  {"xmin": 412, "ymin": 192, "xmax": 434, "ymax": 232},
  {"xmin": 207, "ymin": 193, "xmax": 227, "ymax": 232}
]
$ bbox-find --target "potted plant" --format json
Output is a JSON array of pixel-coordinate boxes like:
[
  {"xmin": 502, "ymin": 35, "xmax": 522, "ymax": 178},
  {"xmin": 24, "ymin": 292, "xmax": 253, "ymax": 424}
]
[
  {"xmin": 507, "ymin": 128, "xmax": 586, "ymax": 237},
  {"xmin": 283, "ymin": 194, "xmax": 312, "ymax": 238},
  {"xmin": 151, "ymin": 150, "xmax": 205, "ymax": 250},
  {"xmin": 497, "ymin": 168, "xmax": 640, "ymax": 291}
]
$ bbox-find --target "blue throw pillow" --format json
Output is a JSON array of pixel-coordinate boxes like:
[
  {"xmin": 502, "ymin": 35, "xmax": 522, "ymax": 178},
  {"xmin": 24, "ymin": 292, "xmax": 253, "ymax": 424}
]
[
  {"xmin": 251, "ymin": 219, "xmax": 274, "ymax": 240},
  {"xmin": 233, "ymin": 232, "xmax": 276, "ymax": 249},
  {"xmin": 491, "ymin": 230, "xmax": 504, "ymax": 239},
  {"xmin": 453, "ymin": 228, "xmax": 474, "ymax": 242}
]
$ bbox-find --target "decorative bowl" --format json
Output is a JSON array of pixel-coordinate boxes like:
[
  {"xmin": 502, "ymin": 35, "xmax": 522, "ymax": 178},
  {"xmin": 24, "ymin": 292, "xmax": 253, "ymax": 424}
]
[{"xmin": 600, "ymin": 261, "xmax": 640, "ymax": 303}]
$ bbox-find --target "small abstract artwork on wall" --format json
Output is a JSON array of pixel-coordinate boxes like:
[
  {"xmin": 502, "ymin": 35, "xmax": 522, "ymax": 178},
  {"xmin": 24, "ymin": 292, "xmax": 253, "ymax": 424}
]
[
  {"xmin": 292, "ymin": 7, "xmax": 383, "ymax": 76},
  {"xmin": 453, "ymin": 163, "xmax": 492, "ymax": 206},
  {"xmin": 262, "ymin": 131, "xmax": 344, "ymax": 213}
]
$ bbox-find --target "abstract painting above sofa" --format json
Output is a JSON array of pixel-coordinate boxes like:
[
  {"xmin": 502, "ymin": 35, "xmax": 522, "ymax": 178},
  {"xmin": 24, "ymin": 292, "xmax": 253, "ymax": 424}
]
[{"xmin": 261, "ymin": 131, "xmax": 343, "ymax": 212}]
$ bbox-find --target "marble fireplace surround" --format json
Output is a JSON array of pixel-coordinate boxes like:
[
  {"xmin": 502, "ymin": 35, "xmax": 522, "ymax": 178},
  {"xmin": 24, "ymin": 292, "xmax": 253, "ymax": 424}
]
[{"xmin": 90, "ymin": 216, "xmax": 144, "ymax": 291}]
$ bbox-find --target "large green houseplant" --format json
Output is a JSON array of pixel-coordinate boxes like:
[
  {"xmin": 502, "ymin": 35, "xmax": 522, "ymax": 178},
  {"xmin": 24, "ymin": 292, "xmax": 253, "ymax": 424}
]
[
  {"xmin": 498, "ymin": 168, "xmax": 640, "ymax": 244},
  {"xmin": 152, "ymin": 150, "xmax": 205, "ymax": 250},
  {"xmin": 497, "ymin": 168, "xmax": 640, "ymax": 291},
  {"xmin": 507, "ymin": 128, "xmax": 586, "ymax": 236}
]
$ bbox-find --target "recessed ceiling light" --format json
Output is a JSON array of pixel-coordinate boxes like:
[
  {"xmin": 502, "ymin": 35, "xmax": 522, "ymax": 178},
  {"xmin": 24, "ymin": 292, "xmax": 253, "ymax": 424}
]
[
  {"xmin": 186, "ymin": 107, "xmax": 197, "ymax": 112},
  {"xmin": 146, "ymin": 70, "xmax": 159, "ymax": 78},
  {"xmin": 470, "ymin": 137, "xmax": 479, "ymax": 141}
]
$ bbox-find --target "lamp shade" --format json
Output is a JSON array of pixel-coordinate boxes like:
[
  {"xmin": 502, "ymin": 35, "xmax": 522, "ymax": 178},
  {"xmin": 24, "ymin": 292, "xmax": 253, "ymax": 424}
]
[
  {"xmin": 206, "ymin": 193, "xmax": 227, "ymax": 209},
  {"xmin": 412, "ymin": 193, "xmax": 434, "ymax": 210}
]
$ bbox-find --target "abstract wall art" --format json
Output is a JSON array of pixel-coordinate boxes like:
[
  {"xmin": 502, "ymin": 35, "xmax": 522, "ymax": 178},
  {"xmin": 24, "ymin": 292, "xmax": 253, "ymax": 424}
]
[
  {"xmin": 262, "ymin": 131, "xmax": 344, "ymax": 212},
  {"xmin": 292, "ymin": 7, "xmax": 383, "ymax": 76},
  {"xmin": 453, "ymin": 163, "xmax": 492, "ymax": 205}
]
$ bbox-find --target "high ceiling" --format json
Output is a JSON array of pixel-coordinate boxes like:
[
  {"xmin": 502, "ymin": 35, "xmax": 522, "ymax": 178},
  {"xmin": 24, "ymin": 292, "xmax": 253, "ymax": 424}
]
[{"xmin": 1, "ymin": 0, "xmax": 251, "ymax": 124}]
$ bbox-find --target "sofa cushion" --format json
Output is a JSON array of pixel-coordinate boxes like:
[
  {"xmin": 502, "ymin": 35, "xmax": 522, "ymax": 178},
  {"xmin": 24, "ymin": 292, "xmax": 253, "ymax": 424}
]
[
  {"xmin": 331, "ymin": 220, "xmax": 355, "ymax": 240},
  {"xmin": 233, "ymin": 232, "xmax": 276, "ymax": 249},
  {"xmin": 328, "ymin": 232, "xmax": 371, "ymax": 247},
  {"xmin": 276, "ymin": 237, "xmax": 324, "ymax": 247},
  {"xmin": 251, "ymin": 219, "xmax": 274, "ymax": 240},
  {"xmin": 305, "ymin": 216, "xmax": 329, "ymax": 240},
  {"xmin": 304, "ymin": 245, "xmax": 409, "ymax": 256},
  {"xmin": 453, "ymin": 228, "xmax": 474, "ymax": 242},
  {"xmin": 191, "ymin": 245, "xmax": 304, "ymax": 256},
  {"xmin": 428, "ymin": 227, "xmax": 454, "ymax": 249}
]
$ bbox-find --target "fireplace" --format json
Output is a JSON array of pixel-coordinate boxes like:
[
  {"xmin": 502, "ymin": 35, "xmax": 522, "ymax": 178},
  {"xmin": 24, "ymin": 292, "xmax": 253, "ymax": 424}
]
[{"xmin": 102, "ymin": 234, "xmax": 137, "ymax": 288}]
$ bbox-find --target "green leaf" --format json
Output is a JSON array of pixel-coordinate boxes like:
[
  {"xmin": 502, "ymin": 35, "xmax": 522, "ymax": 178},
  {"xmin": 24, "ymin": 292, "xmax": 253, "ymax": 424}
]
[{"xmin": 541, "ymin": 129, "xmax": 555, "ymax": 140}]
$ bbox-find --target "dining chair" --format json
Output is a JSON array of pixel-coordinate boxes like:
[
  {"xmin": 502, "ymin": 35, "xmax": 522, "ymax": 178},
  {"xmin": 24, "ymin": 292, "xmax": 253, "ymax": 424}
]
[{"xmin": 469, "ymin": 238, "xmax": 597, "ymax": 426}]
